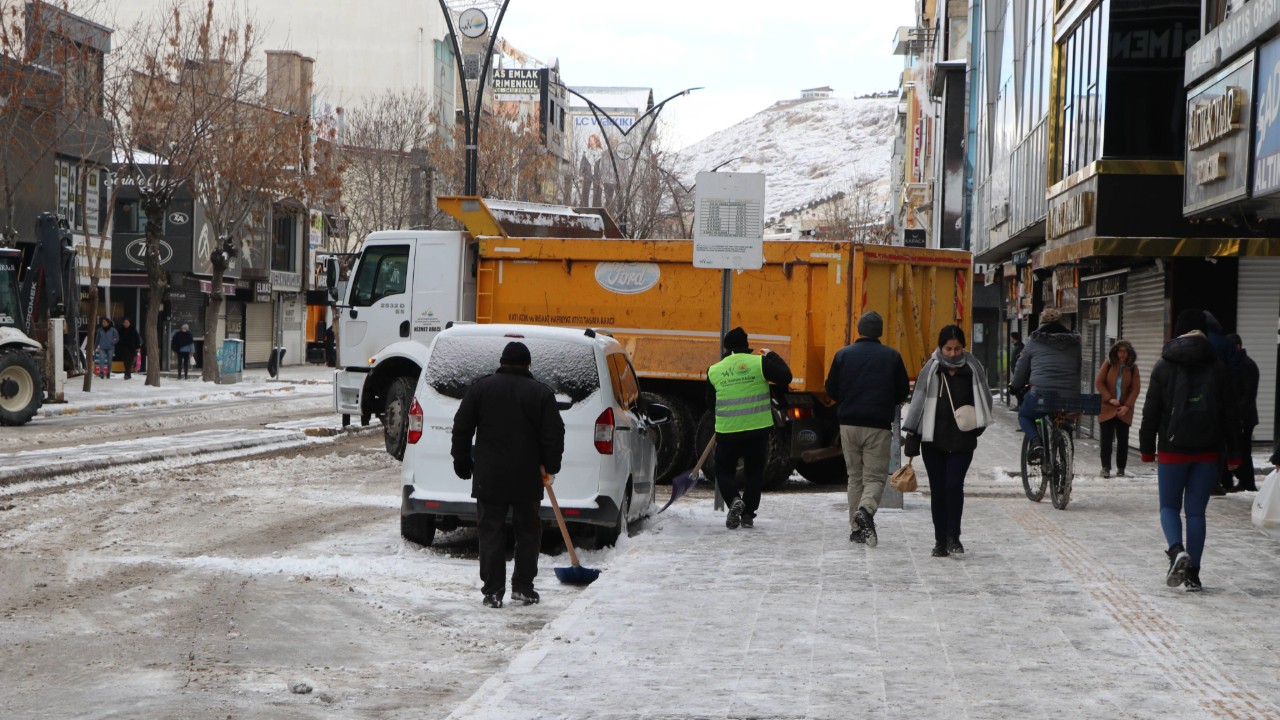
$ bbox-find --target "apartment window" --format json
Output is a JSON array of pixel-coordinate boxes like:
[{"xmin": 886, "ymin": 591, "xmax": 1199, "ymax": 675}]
[
  {"xmin": 272, "ymin": 212, "xmax": 298, "ymax": 272},
  {"xmin": 1054, "ymin": 3, "xmax": 1106, "ymax": 180}
]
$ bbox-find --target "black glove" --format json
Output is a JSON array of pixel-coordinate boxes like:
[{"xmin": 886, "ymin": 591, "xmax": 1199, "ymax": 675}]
[
  {"xmin": 903, "ymin": 432, "xmax": 921, "ymax": 458},
  {"xmin": 453, "ymin": 460, "xmax": 472, "ymax": 480}
]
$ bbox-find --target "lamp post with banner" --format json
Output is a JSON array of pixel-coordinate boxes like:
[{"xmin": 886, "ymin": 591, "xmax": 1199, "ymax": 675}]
[
  {"xmin": 436, "ymin": 0, "xmax": 512, "ymax": 196},
  {"xmin": 561, "ymin": 85, "xmax": 701, "ymax": 236}
]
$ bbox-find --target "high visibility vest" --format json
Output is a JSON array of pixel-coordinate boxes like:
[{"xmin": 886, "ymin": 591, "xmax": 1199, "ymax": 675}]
[{"xmin": 708, "ymin": 352, "xmax": 772, "ymax": 433}]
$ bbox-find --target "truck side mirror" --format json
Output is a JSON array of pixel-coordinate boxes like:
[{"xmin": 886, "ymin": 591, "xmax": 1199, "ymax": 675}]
[{"xmin": 324, "ymin": 257, "xmax": 339, "ymax": 302}]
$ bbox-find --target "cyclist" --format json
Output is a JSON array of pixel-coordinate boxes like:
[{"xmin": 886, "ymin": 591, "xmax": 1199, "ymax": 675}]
[{"xmin": 1008, "ymin": 307, "xmax": 1082, "ymax": 462}]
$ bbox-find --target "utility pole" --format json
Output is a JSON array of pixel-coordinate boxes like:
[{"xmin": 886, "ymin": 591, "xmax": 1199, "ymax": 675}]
[{"xmin": 436, "ymin": 0, "xmax": 512, "ymax": 196}]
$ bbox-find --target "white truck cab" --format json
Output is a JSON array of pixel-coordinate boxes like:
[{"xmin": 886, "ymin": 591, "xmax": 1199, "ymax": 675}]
[{"xmin": 329, "ymin": 230, "xmax": 473, "ymax": 458}]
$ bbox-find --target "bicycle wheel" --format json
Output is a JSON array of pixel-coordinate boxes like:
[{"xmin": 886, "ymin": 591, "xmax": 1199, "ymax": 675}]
[
  {"xmin": 1050, "ymin": 430, "xmax": 1073, "ymax": 510},
  {"xmin": 1020, "ymin": 433, "xmax": 1047, "ymax": 502}
]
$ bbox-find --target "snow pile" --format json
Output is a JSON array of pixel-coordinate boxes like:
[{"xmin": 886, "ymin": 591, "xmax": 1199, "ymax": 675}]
[{"xmin": 675, "ymin": 96, "xmax": 897, "ymax": 221}]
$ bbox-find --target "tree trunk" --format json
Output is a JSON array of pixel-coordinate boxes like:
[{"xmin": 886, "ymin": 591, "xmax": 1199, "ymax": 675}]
[
  {"xmin": 201, "ymin": 240, "xmax": 229, "ymax": 383},
  {"xmin": 141, "ymin": 193, "xmax": 170, "ymax": 387},
  {"xmin": 82, "ymin": 278, "xmax": 99, "ymax": 391}
]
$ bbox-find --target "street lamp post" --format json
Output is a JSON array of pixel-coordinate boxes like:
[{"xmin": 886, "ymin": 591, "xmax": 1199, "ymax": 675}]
[
  {"xmin": 436, "ymin": 1, "xmax": 512, "ymax": 196},
  {"xmin": 561, "ymin": 85, "xmax": 701, "ymax": 236}
]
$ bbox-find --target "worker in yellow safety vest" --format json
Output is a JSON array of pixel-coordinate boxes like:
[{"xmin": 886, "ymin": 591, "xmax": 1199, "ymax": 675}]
[{"xmin": 706, "ymin": 327, "xmax": 793, "ymax": 529}]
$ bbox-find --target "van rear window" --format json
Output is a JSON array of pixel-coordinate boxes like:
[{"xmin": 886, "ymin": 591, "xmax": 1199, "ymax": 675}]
[{"xmin": 426, "ymin": 335, "xmax": 600, "ymax": 403}]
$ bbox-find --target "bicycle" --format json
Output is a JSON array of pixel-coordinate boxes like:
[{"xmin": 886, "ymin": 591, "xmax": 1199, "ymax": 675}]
[{"xmin": 1018, "ymin": 391, "xmax": 1101, "ymax": 510}]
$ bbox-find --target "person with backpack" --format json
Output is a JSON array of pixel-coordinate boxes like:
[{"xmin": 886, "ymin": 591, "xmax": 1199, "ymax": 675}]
[{"xmin": 1139, "ymin": 309, "xmax": 1241, "ymax": 593}]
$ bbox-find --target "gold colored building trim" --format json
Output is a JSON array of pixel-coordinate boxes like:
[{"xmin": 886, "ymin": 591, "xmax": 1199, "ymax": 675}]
[
  {"xmin": 1037, "ymin": 235, "xmax": 1280, "ymax": 266},
  {"xmin": 1046, "ymin": 160, "xmax": 1185, "ymax": 198}
]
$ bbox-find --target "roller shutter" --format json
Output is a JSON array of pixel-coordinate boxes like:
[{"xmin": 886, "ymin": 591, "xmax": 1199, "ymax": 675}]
[
  {"xmin": 1080, "ymin": 314, "xmax": 1103, "ymax": 439},
  {"xmin": 1237, "ymin": 257, "xmax": 1280, "ymax": 442},
  {"xmin": 245, "ymin": 302, "xmax": 273, "ymax": 365},
  {"xmin": 1122, "ymin": 266, "xmax": 1167, "ymax": 435}
]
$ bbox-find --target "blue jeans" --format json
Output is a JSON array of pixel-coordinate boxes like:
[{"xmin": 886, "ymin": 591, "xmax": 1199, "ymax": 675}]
[
  {"xmin": 1018, "ymin": 390, "xmax": 1045, "ymax": 437},
  {"xmin": 1157, "ymin": 460, "xmax": 1217, "ymax": 567}
]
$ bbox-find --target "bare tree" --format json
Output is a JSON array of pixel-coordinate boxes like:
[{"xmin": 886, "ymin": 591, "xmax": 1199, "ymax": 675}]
[
  {"xmin": 105, "ymin": 0, "xmax": 255, "ymax": 387},
  {"xmin": 338, "ymin": 89, "xmax": 437, "ymax": 248},
  {"xmin": 813, "ymin": 179, "xmax": 891, "ymax": 243}
]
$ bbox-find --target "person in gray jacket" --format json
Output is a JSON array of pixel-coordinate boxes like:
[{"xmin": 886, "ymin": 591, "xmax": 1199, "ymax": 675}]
[{"xmin": 1009, "ymin": 307, "xmax": 1082, "ymax": 460}]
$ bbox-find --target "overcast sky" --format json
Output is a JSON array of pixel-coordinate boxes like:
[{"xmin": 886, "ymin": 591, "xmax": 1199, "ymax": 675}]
[{"xmin": 497, "ymin": 0, "xmax": 917, "ymax": 149}]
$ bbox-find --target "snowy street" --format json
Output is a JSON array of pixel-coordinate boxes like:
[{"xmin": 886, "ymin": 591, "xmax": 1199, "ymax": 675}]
[{"xmin": 2, "ymin": 369, "xmax": 1278, "ymax": 719}]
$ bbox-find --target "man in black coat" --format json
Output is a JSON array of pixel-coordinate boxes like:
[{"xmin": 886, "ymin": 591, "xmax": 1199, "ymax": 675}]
[
  {"xmin": 116, "ymin": 318, "xmax": 141, "ymax": 380},
  {"xmin": 1227, "ymin": 333, "xmax": 1260, "ymax": 492},
  {"xmin": 825, "ymin": 310, "xmax": 910, "ymax": 548},
  {"xmin": 451, "ymin": 341, "xmax": 565, "ymax": 609}
]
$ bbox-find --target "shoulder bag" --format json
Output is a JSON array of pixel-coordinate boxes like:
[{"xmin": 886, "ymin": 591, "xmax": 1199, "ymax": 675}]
[{"xmin": 942, "ymin": 373, "xmax": 978, "ymax": 432}]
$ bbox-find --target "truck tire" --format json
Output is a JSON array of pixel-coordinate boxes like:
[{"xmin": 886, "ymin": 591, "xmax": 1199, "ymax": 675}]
[
  {"xmin": 383, "ymin": 376, "xmax": 414, "ymax": 461},
  {"xmin": 695, "ymin": 411, "xmax": 794, "ymax": 492},
  {"xmin": 0, "ymin": 349, "xmax": 42, "ymax": 426},
  {"xmin": 640, "ymin": 391, "xmax": 694, "ymax": 484},
  {"xmin": 796, "ymin": 457, "xmax": 849, "ymax": 484}
]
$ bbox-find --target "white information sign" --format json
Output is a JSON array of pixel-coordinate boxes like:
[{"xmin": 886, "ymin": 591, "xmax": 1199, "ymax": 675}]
[{"xmin": 694, "ymin": 171, "xmax": 764, "ymax": 270}]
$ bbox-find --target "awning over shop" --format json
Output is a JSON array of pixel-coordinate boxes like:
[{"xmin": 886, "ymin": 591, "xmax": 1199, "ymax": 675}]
[{"xmin": 1034, "ymin": 236, "xmax": 1280, "ymax": 267}]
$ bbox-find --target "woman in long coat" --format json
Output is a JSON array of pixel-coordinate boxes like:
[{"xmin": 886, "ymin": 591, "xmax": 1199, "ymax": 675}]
[{"xmin": 1095, "ymin": 340, "xmax": 1139, "ymax": 477}]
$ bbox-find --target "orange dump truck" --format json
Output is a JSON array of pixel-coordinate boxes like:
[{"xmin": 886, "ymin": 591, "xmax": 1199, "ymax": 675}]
[{"xmin": 439, "ymin": 197, "xmax": 972, "ymax": 487}]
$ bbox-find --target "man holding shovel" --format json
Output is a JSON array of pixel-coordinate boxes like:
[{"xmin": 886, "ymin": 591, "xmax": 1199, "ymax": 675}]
[
  {"xmin": 706, "ymin": 327, "xmax": 793, "ymax": 529},
  {"xmin": 452, "ymin": 341, "xmax": 565, "ymax": 609}
]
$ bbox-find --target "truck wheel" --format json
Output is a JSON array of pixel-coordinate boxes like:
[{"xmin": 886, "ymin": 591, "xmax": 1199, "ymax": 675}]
[
  {"xmin": 401, "ymin": 513, "xmax": 436, "ymax": 546},
  {"xmin": 0, "ymin": 349, "xmax": 42, "ymax": 426},
  {"xmin": 695, "ymin": 411, "xmax": 794, "ymax": 492},
  {"xmin": 640, "ymin": 391, "xmax": 694, "ymax": 484},
  {"xmin": 796, "ymin": 457, "xmax": 848, "ymax": 484},
  {"xmin": 383, "ymin": 376, "xmax": 414, "ymax": 461}
]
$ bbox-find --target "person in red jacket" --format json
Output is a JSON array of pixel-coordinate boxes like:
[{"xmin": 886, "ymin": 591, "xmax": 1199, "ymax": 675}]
[{"xmin": 1139, "ymin": 310, "xmax": 1240, "ymax": 593}]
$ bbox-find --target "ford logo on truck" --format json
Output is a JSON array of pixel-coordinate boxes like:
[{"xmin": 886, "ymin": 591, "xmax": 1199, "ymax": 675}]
[{"xmin": 594, "ymin": 262, "xmax": 660, "ymax": 294}]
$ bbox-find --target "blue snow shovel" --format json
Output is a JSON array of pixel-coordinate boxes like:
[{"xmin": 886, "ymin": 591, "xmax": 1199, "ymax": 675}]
[
  {"xmin": 660, "ymin": 436, "xmax": 716, "ymax": 513},
  {"xmin": 544, "ymin": 473, "xmax": 601, "ymax": 585}
]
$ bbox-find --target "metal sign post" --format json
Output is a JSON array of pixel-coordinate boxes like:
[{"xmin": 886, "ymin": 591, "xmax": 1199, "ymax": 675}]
[{"xmin": 694, "ymin": 171, "xmax": 765, "ymax": 511}]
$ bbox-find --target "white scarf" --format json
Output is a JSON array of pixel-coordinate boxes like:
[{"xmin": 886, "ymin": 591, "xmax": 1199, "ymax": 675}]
[{"xmin": 903, "ymin": 352, "xmax": 994, "ymax": 441}]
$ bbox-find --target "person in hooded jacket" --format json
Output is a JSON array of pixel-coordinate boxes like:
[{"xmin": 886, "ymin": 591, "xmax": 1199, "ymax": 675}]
[
  {"xmin": 94, "ymin": 317, "xmax": 119, "ymax": 379},
  {"xmin": 1226, "ymin": 333, "xmax": 1260, "ymax": 492},
  {"xmin": 902, "ymin": 325, "xmax": 993, "ymax": 557},
  {"xmin": 451, "ymin": 341, "xmax": 565, "ymax": 609},
  {"xmin": 170, "ymin": 323, "xmax": 195, "ymax": 379},
  {"xmin": 1094, "ymin": 340, "xmax": 1139, "ymax": 478},
  {"xmin": 1140, "ymin": 309, "xmax": 1240, "ymax": 593},
  {"xmin": 1009, "ymin": 307, "xmax": 1082, "ymax": 460},
  {"xmin": 116, "ymin": 317, "xmax": 141, "ymax": 380}
]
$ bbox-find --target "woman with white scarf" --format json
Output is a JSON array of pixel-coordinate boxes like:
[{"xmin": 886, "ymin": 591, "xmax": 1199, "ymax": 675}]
[{"xmin": 902, "ymin": 325, "xmax": 994, "ymax": 557}]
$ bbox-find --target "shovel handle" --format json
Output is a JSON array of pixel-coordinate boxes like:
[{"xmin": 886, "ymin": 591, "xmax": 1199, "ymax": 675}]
[
  {"xmin": 543, "ymin": 475, "xmax": 581, "ymax": 567},
  {"xmin": 690, "ymin": 435, "xmax": 717, "ymax": 476}
]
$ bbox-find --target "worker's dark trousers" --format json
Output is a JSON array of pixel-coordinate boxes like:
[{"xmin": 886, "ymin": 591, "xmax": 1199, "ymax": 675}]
[
  {"xmin": 714, "ymin": 427, "xmax": 771, "ymax": 519},
  {"xmin": 476, "ymin": 499, "xmax": 541, "ymax": 597}
]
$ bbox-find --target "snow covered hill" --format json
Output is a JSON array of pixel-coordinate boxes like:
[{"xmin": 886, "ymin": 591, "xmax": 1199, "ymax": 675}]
[{"xmin": 674, "ymin": 96, "xmax": 897, "ymax": 223}]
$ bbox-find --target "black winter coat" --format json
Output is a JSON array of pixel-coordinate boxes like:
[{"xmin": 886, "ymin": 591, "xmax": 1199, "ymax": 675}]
[
  {"xmin": 1236, "ymin": 348, "xmax": 1260, "ymax": 428},
  {"xmin": 825, "ymin": 338, "xmax": 910, "ymax": 429},
  {"xmin": 1139, "ymin": 334, "xmax": 1240, "ymax": 459},
  {"xmin": 116, "ymin": 325, "xmax": 141, "ymax": 359},
  {"xmin": 451, "ymin": 366, "xmax": 566, "ymax": 503}
]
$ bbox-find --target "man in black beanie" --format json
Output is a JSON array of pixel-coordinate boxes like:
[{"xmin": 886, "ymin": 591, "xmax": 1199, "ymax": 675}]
[
  {"xmin": 706, "ymin": 327, "xmax": 792, "ymax": 529},
  {"xmin": 825, "ymin": 310, "xmax": 909, "ymax": 547},
  {"xmin": 452, "ymin": 340, "xmax": 565, "ymax": 608}
]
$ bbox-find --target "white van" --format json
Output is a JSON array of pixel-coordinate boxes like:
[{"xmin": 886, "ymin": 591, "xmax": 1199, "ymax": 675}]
[{"xmin": 400, "ymin": 324, "xmax": 671, "ymax": 547}]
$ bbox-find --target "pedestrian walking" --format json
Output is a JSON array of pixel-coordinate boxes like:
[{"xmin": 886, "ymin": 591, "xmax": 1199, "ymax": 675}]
[
  {"xmin": 705, "ymin": 327, "xmax": 793, "ymax": 530},
  {"xmin": 1095, "ymin": 339, "xmax": 1139, "ymax": 478},
  {"xmin": 94, "ymin": 317, "xmax": 118, "ymax": 379},
  {"xmin": 171, "ymin": 323, "xmax": 195, "ymax": 379},
  {"xmin": 1226, "ymin": 333, "xmax": 1260, "ymax": 492},
  {"xmin": 116, "ymin": 317, "xmax": 141, "ymax": 380},
  {"xmin": 1008, "ymin": 331, "xmax": 1025, "ymax": 409},
  {"xmin": 450, "ymin": 341, "xmax": 565, "ymax": 609},
  {"xmin": 1139, "ymin": 309, "xmax": 1241, "ymax": 592},
  {"xmin": 1009, "ymin": 307, "xmax": 1082, "ymax": 461},
  {"xmin": 825, "ymin": 310, "xmax": 910, "ymax": 547},
  {"xmin": 902, "ymin": 325, "xmax": 993, "ymax": 557}
]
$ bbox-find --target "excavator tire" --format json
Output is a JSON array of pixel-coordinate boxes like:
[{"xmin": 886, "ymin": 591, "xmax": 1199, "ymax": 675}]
[{"xmin": 0, "ymin": 348, "xmax": 42, "ymax": 426}]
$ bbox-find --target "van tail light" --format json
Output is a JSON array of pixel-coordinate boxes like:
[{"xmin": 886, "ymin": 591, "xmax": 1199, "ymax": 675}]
[
  {"xmin": 787, "ymin": 406, "xmax": 812, "ymax": 421},
  {"xmin": 407, "ymin": 398, "xmax": 423, "ymax": 444},
  {"xmin": 593, "ymin": 407, "xmax": 615, "ymax": 454}
]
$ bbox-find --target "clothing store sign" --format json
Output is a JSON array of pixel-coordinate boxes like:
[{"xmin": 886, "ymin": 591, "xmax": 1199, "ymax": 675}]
[
  {"xmin": 1184, "ymin": 52, "xmax": 1253, "ymax": 214},
  {"xmin": 1079, "ymin": 270, "xmax": 1128, "ymax": 300}
]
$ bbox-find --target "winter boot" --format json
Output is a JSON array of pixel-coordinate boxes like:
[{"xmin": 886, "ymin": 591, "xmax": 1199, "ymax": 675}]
[
  {"xmin": 511, "ymin": 589, "xmax": 540, "ymax": 605},
  {"xmin": 855, "ymin": 507, "xmax": 877, "ymax": 548},
  {"xmin": 726, "ymin": 498, "xmax": 744, "ymax": 529},
  {"xmin": 849, "ymin": 528, "xmax": 866, "ymax": 544},
  {"xmin": 945, "ymin": 536, "xmax": 965, "ymax": 554},
  {"xmin": 1184, "ymin": 567, "xmax": 1202, "ymax": 592},
  {"xmin": 1027, "ymin": 436, "xmax": 1044, "ymax": 464},
  {"xmin": 482, "ymin": 594, "xmax": 503, "ymax": 609},
  {"xmin": 1166, "ymin": 544, "xmax": 1190, "ymax": 588},
  {"xmin": 740, "ymin": 514, "xmax": 754, "ymax": 529},
  {"xmin": 931, "ymin": 543, "xmax": 949, "ymax": 557}
]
